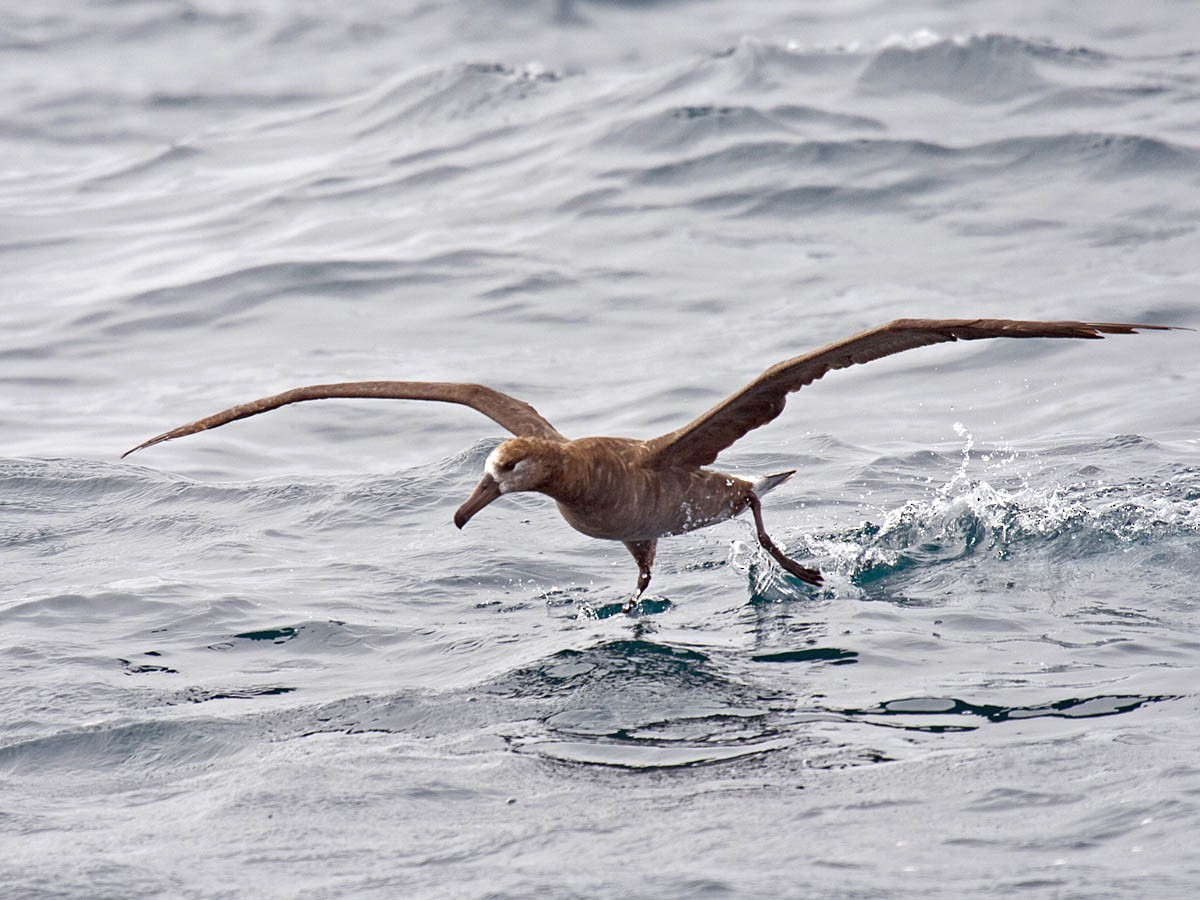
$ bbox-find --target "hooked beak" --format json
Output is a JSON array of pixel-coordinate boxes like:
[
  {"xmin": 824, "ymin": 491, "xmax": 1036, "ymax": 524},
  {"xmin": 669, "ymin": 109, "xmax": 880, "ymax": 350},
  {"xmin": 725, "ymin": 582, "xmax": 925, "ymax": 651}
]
[{"xmin": 454, "ymin": 473, "xmax": 501, "ymax": 529}]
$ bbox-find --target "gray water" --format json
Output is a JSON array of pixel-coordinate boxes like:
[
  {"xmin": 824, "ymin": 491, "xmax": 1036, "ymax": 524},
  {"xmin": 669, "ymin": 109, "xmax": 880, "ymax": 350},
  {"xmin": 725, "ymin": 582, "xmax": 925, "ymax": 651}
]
[{"xmin": 4, "ymin": 2, "xmax": 1200, "ymax": 897}]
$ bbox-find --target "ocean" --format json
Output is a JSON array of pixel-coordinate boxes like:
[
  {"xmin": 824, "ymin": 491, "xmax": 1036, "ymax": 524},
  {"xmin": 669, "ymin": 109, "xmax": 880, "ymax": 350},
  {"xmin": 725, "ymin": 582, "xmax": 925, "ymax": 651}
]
[{"xmin": 3, "ymin": 2, "xmax": 1200, "ymax": 897}]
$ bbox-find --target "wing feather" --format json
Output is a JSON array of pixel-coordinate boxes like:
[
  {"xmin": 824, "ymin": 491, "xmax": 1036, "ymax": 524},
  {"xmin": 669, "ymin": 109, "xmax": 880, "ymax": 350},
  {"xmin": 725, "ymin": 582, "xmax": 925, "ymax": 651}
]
[
  {"xmin": 122, "ymin": 380, "xmax": 564, "ymax": 457},
  {"xmin": 643, "ymin": 318, "xmax": 1180, "ymax": 469}
]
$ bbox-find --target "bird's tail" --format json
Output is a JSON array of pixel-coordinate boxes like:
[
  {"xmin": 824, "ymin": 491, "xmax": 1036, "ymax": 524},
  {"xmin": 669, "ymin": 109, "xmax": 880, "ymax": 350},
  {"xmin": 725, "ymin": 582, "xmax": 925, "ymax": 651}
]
[{"xmin": 752, "ymin": 470, "xmax": 795, "ymax": 497}]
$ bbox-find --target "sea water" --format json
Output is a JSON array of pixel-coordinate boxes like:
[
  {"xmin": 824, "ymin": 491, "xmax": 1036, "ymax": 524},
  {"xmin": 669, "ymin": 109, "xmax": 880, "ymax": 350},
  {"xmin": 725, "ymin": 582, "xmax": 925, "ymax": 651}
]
[{"xmin": 3, "ymin": 2, "xmax": 1200, "ymax": 897}]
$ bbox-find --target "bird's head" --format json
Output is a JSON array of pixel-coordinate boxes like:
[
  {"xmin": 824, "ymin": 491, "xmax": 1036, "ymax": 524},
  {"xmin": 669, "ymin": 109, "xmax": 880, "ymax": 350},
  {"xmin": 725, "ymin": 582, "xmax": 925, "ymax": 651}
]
[{"xmin": 454, "ymin": 437, "xmax": 560, "ymax": 528}]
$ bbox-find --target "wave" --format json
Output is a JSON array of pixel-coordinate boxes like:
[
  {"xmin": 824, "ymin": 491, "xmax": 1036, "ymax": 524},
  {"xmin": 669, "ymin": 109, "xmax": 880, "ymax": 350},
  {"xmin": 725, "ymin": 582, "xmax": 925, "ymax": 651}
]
[
  {"xmin": 645, "ymin": 32, "xmax": 1136, "ymax": 108},
  {"xmin": 600, "ymin": 102, "xmax": 883, "ymax": 153},
  {"xmin": 732, "ymin": 439, "xmax": 1200, "ymax": 603},
  {"xmin": 11, "ymin": 29, "xmax": 1193, "ymax": 365},
  {"xmin": 859, "ymin": 33, "xmax": 1054, "ymax": 103},
  {"xmin": 8, "ymin": 428, "xmax": 1200, "ymax": 609},
  {"xmin": 608, "ymin": 130, "xmax": 1197, "ymax": 192},
  {"xmin": 849, "ymin": 471, "xmax": 1200, "ymax": 577}
]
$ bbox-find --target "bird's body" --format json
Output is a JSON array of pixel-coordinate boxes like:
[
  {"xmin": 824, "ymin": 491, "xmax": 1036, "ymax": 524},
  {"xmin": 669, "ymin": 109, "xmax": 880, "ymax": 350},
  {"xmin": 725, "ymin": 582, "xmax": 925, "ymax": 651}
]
[
  {"xmin": 507, "ymin": 436, "xmax": 755, "ymax": 541},
  {"xmin": 123, "ymin": 318, "xmax": 1183, "ymax": 608}
]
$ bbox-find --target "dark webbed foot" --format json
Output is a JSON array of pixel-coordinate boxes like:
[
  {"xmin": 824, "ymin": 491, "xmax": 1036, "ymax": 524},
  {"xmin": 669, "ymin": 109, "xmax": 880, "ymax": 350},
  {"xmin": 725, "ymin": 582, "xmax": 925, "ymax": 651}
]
[
  {"xmin": 745, "ymin": 492, "xmax": 823, "ymax": 586},
  {"xmin": 622, "ymin": 540, "xmax": 657, "ymax": 614}
]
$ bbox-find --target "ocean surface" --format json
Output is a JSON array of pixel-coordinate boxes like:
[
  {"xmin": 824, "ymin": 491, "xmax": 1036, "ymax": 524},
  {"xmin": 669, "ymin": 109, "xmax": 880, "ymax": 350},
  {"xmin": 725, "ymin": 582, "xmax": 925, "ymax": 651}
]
[{"xmin": 3, "ymin": 2, "xmax": 1200, "ymax": 897}]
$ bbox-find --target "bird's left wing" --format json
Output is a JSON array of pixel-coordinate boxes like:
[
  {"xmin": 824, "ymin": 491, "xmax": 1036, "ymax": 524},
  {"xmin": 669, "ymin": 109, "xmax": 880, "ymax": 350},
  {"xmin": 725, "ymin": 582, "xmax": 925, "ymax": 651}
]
[{"xmin": 642, "ymin": 318, "xmax": 1179, "ymax": 469}]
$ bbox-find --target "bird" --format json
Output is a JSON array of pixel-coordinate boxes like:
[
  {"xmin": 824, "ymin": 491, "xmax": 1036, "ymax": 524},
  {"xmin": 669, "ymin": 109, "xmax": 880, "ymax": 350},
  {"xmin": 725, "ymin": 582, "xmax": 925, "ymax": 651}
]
[{"xmin": 123, "ymin": 318, "xmax": 1180, "ymax": 610}]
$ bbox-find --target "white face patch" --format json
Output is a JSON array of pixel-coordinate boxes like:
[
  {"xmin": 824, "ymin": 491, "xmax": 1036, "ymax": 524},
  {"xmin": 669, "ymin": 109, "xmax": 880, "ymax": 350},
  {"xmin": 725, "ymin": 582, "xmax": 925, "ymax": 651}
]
[
  {"xmin": 484, "ymin": 446, "xmax": 504, "ymax": 482},
  {"xmin": 484, "ymin": 445, "xmax": 530, "ymax": 493}
]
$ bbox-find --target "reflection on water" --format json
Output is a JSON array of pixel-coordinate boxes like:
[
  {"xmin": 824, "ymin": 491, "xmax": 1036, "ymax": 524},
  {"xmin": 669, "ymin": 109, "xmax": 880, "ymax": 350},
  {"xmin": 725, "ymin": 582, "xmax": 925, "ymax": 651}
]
[{"xmin": 837, "ymin": 693, "xmax": 1177, "ymax": 733}]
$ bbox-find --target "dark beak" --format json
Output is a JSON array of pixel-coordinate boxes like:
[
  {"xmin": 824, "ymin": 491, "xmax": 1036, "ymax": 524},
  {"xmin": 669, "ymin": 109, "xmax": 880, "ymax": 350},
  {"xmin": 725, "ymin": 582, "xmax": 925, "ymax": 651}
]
[{"xmin": 454, "ymin": 473, "xmax": 501, "ymax": 529}]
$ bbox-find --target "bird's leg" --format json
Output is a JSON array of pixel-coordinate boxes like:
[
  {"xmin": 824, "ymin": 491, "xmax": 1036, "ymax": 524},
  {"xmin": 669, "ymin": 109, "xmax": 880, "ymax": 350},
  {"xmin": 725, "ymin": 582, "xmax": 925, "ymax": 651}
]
[
  {"xmin": 621, "ymin": 540, "xmax": 657, "ymax": 613},
  {"xmin": 745, "ymin": 492, "xmax": 823, "ymax": 586}
]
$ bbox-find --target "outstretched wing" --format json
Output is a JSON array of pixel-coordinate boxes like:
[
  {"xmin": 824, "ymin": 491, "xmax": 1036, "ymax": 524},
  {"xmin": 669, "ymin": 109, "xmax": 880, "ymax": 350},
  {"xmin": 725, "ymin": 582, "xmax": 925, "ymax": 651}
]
[
  {"xmin": 122, "ymin": 380, "xmax": 565, "ymax": 457},
  {"xmin": 643, "ymin": 318, "xmax": 1180, "ymax": 469}
]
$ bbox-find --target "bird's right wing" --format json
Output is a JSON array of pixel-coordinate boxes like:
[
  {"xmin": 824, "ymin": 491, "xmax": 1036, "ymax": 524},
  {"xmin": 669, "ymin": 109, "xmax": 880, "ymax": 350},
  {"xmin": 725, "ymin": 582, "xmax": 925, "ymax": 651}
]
[{"xmin": 122, "ymin": 380, "xmax": 565, "ymax": 457}]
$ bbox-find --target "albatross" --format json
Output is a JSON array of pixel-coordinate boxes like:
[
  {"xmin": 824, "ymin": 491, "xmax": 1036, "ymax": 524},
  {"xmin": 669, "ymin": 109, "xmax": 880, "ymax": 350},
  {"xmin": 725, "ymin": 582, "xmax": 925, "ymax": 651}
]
[{"xmin": 123, "ymin": 318, "xmax": 1179, "ymax": 609}]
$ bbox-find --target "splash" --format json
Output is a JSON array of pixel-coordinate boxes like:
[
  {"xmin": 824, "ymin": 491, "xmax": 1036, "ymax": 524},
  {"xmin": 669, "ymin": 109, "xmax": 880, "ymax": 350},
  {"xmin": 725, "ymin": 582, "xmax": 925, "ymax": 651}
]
[
  {"xmin": 849, "ymin": 444, "xmax": 1200, "ymax": 584},
  {"xmin": 733, "ymin": 431, "xmax": 1200, "ymax": 598}
]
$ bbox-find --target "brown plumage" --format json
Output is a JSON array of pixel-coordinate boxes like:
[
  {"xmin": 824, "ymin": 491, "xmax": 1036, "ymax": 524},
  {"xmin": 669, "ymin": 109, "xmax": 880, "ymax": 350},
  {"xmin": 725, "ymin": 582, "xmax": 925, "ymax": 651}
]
[{"xmin": 123, "ymin": 318, "xmax": 1182, "ymax": 609}]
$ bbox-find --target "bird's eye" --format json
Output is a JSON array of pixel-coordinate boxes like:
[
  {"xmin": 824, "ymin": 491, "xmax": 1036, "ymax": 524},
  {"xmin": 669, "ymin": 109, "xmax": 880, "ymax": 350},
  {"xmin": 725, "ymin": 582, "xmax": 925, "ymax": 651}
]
[{"xmin": 498, "ymin": 459, "xmax": 516, "ymax": 472}]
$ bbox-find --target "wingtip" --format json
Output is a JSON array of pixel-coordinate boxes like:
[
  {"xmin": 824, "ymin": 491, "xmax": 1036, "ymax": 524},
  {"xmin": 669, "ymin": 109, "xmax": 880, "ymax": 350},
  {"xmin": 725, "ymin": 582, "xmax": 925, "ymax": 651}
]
[
  {"xmin": 120, "ymin": 433, "xmax": 170, "ymax": 459},
  {"xmin": 119, "ymin": 441, "xmax": 150, "ymax": 459},
  {"xmin": 1091, "ymin": 322, "xmax": 1193, "ymax": 336}
]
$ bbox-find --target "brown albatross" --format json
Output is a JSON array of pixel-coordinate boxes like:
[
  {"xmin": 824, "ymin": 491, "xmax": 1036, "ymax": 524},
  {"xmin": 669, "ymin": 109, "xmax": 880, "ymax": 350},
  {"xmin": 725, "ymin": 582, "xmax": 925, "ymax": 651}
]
[{"xmin": 123, "ymin": 318, "xmax": 1179, "ymax": 609}]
